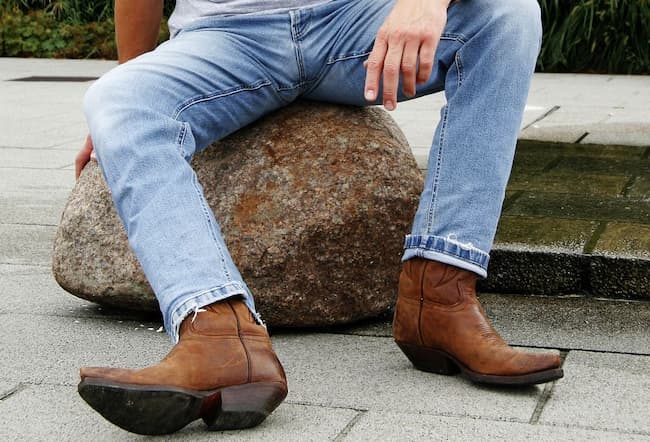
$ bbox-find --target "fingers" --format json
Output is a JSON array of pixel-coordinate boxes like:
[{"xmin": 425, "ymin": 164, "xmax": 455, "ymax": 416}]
[
  {"xmin": 364, "ymin": 29, "xmax": 388, "ymax": 103},
  {"xmin": 381, "ymin": 29, "xmax": 405, "ymax": 110},
  {"xmin": 75, "ymin": 135, "xmax": 94, "ymax": 180},
  {"xmin": 416, "ymin": 35, "xmax": 436, "ymax": 85},
  {"xmin": 365, "ymin": 28, "xmax": 432, "ymax": 110},
  {"xmin": 401, "ymin": 37, "xmax": 420, "ymax": 97}
]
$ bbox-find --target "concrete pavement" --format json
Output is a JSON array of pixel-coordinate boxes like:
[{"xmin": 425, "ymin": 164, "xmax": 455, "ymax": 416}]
[{"xmin": 0, "ymin": 58, "xmax": 649, "ymax": 440}]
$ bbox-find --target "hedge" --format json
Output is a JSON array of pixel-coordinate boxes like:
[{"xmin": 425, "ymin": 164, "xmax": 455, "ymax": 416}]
[{"xmin": 1, "ymin": 0, "xmax": 648, "ymax": 74}]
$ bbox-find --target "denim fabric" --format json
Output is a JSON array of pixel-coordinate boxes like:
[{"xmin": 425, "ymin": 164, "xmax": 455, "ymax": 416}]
[{"xmin": 83, "ymin": 0, "xmax": 542, "ymax": 341}]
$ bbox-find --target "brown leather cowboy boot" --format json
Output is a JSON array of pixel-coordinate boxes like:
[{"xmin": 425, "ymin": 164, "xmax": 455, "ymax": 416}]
[
  {"xmin": 393, "ymin": 258, "xmax": 563, "ymax": 386},
  {"xmin": 78, "ymin": 299, "xmax": 287, "ymax": 435}
]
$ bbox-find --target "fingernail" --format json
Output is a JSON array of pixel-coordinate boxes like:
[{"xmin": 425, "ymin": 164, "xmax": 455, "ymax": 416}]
[
  {"xmin": 365, "ymin": 89, "xmax": 375, "ymax": 101},
  {"xmin": 385, "ymin": 100, "xmax": 394, "ymax": 111}
]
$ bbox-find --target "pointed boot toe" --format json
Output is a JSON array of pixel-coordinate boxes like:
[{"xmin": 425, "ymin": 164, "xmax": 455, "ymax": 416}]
[
  {"xmin": 393, "ymin": 259, "xmax": 564, "ymax": 386},
  {"xmin": 78, "ymin": 299, "xmax": 287, "ymax": 435}
]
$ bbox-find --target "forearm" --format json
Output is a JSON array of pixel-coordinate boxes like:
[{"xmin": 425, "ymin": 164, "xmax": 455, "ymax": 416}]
[{"xmin": 114, "ymin": 0, "xmax": 164, "ymax": 64}]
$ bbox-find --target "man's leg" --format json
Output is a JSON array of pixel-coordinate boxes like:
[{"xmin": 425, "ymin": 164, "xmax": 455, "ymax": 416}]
[
  {"xmin": 78, "ymin": 15, "xmax": 300, "ymax": 434},
  {"xmin": 302, "ymin": 0, "xmax": 562, "ymax": 384}
]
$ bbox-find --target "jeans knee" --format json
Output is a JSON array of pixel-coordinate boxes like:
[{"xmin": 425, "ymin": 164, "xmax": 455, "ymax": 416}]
[{"xmin": 495, "ymin": 0, "xmax": 543, "ymax": 53}]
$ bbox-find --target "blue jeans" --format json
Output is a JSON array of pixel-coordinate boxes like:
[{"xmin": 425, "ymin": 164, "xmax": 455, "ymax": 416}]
[{"xmin": 84, "ymin": 0, "xmax": 542, "ymax": 342}]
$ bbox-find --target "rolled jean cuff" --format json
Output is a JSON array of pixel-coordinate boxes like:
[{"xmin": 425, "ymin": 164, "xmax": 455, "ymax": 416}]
[
  {"xmin": 165, "ymin": 281, "xmax": 262, "ymax": 343},
  {"xmin": 402, "ymin": 234, "xmax": 489, "ymax": 278}
]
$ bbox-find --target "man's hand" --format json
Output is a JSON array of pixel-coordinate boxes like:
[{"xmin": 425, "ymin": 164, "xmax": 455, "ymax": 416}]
[
  {"xmin": 75, "ymin": 135, "xmax": 95, "ymax": 180},
  {"xmin": 364, "ymin": 0, "xmax": 451, "ymax": 111}
]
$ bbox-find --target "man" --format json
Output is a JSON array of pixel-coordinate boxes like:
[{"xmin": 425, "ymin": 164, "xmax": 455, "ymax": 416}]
[{"xmin": 75, "ymin": 0, "xmax": 562, "ymax": 435}]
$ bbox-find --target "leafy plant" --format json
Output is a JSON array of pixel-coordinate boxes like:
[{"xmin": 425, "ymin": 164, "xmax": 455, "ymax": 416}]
[
  {"xmin": 537, "ymin": 0, "xmax": 650, "ymax": 73},
  {"xmin": 1, "ymin": 0, "xmax": 649, "ymax": 74}
]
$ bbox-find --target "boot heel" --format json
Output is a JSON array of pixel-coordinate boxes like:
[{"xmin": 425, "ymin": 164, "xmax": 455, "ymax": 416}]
[
  {"xmin": 202, "ymin": 382, "xmax": 288, "ymax": 431},
  {"xmin": 396, "ymin": 342, "xmax": 461, "ymax": 376}
]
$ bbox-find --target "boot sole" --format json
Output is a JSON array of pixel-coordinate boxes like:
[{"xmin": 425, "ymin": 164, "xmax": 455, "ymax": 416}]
[
  {"xmin": 396, "ymin": 342, "xmax": 564, "ymax": 386},
  {"xmin": 78, "ymin": 378, "xmax": 287, "ymax": 435}
]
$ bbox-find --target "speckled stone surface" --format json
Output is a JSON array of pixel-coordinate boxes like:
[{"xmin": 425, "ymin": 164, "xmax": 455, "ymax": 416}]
[{"xmin": 52, "ymin": 101, "xmax": 423, "ymax": 326}]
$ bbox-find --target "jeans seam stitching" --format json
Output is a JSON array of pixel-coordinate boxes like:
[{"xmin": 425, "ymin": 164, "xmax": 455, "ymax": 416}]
[
  {"xmin": 176, "ymin": 122, "xmax": 189, "ymax": 158},
  {"xmin": 172, "ymin": 80, "xmax": 272, "ymax": 120},
  {"xmin": 427, "ymin": 107, "xmax": 447, "ymax": 231},
  {"xmin": 190, "ymin": 172, "xmax": 232, "ymax": 280}
]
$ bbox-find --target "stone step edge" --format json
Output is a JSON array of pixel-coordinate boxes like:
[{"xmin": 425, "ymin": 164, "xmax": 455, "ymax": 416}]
[{"xmin": 480, "ymin": 246, "xmax": 649, "ymax": 301}]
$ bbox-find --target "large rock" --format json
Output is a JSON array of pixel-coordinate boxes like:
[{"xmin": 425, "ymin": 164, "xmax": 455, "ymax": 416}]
[{"xmin": 53, "ymin": 101, "xmax": 423, "ymax": 327}]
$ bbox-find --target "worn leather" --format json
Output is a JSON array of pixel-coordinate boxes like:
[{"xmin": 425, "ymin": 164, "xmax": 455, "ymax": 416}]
[
  {"xmin": 80, "ymin": 299, "xmax": 287, "ymax": 391},
  {"xmin": 393, "ymin": 258, "xmax": 560, "ymax": 376}
]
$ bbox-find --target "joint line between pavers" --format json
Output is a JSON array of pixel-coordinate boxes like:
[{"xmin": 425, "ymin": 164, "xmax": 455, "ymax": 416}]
[
  {"xmin": 528, "ymin": 378, "xmax": 557, "ymax": 425},
  {"xmin": 528, "ymin": 349, "xmax": 569, "ymax": 425},
  {"xmin": 333, "ymin": 410, "xmax": 368, "ymax": 442},
  {"xmin": 620, "ymin": 176, "xmax": 639, "ymax": 198},
  {"xmin": 0, "ymin": 383, "xmax": 26, "ymax": 401},
  {"xmin": 521, "ymin": 105, "xmax": 561, "ymax": 131},
  {"xmin": 574, "ymin": 132, "xmax": 590, "ymax": 144},
  {"xmin": 582, "ymin": 221, "xmax": 608, "ymax": 255},
  {"xmin": 534, "ymin": 420, "xmax": 650, "ymax": 437}
]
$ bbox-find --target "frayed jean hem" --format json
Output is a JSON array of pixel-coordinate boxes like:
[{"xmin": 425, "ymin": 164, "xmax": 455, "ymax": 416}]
[
  {"xmin": 165, "ymin": 282, "xmax": 262, "ymax": 343},
  {"xmin": 402, "ymin": 234, "xmax": 489, "ymax": 278}
]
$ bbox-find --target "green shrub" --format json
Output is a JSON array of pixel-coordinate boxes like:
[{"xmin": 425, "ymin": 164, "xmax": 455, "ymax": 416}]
[
  {"xmin": 1, "ymin": 0, "xmax": 649, "ymax": 74},
  {"xmin": 0, "ymin": 8, "xmax": 116, "ymax": 58},
  {"xmin": 537, "ymin": 0, "xmax": 650, "ymax": 74}
]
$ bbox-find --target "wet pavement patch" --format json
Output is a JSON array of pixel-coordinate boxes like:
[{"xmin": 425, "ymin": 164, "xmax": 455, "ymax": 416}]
[{"xmin": 486, "ymin": 140, "xmax": 650, "ymax": 300}]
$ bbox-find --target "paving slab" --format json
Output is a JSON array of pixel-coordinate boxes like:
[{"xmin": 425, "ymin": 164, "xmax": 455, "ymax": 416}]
[
  {"xmin": 0, "ymin": 313, "xmax": 168, "ymax": 385},
  {"xmin": 629, "ymin": 175, "xmax": 650, "ymax": 198},
  {"xmin": 0, "ymin": 193, "xmax": 67, "ymax": 225},
  {"xmin": 0, "ymin": 384, "xmax": 357, "ymax": 441},
  {"xmin": 507, "ymin": 171, "xmax": 629, "ymax": 197},
  {"xmin": 0, "ymin": 58, "xmax": 116, "ymax": 81},
  {"xmin": 505, "ymin": 192, "xmax": 650, "ymax": 225},
  {"xmin": 0, "ymin": 147, "xmax": 75, "ymax": 169},
  {"xmin": 342, "ymin": 410, "xmax": 649, "ymax": 441},
  {"xmin": 0, "ymin": 168, "xmax": 75, "ymax": 195},
  {"xmin": 593, "ymin": 222, "xmax": 650, "ymax": 259},
  {"xmin": 0, "ymin": 224, "xmax": 57, "ymax": 266},
  {"xmin": 272, "ymin": 333, "xmax": 547, "ymax": 422},
  {"xmin": 0, "ymin": 264, "xmax": 112, "ymax": 317},
  {"xmin": 485, "ymin": 216, "xmax": 599, "ymax": 294},
  {"xmin": 539, "ymin": 351, "xmax": 650, "ymax": 435},
  {"xmin": 338, "ymin": 294, "xmax": 650, "ymax": 355},
  {"xmin": 520, "ymin": 106, "xmax": 610, "ymax": 144}
]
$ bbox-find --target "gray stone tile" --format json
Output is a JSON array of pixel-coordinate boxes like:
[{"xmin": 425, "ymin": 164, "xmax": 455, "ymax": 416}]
[
  {"xmin": 0, "ymin": 264, "xmax": 115, "ymax": 317},
  {"xmin": 339, "ymin": 294, "xmax": 650, "ymax": 355},
  {"xmin": 519, "ymin": 106, "xmax": 611, "ymax": 144},
  {"xmin": 527, "ymin": 74, "xmax": 639, "ymax": 108},
  {"xmin": 343, "ymin": 411, "xmax": 649, "ymax": 441},
  {"xmin": 0, "ymin": 384, "xmax": 356, "ymax": 441},
  {"xmin": 582, "ymin": 122, "xmax": 650, "ymax": 147},
  {"xmin": 0, "ymin": 381, "xmax": 20, "ymax": 399},
  {"xmin": 539, "ymin": 351, "xmax": 650, "ymax": 434},
  {"xmin": 410, "ymin": 147, "xmax": 430, "ymax": 170},
  {"xmin": 0, "ymin": 224, "xmax": 57, "ymax": 266},
  {"xmin": 0, "ymin": 147, "xmax": 75, "ymax": 169},
  {"xmin": 0, "ymin": 193, "xmax": 68, "ymax": 225},
  {"xmin": 0, "ymin": 168, "xmax": 75, "ymax": 195},
  {"xmin": 0, "ymin": 58, "xmax": 116, "ymax": 81},
  {"xmin": 0, "ymin": 314, "xmax": 168, "ymax": 385},
  {"xmin": 272, "ymin": 333, "xmax": 545, "ymax": 422}
]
